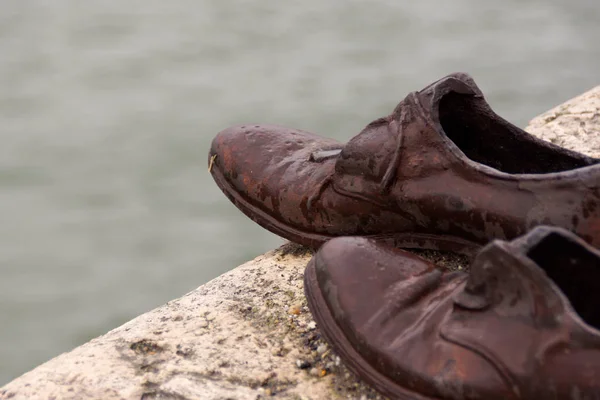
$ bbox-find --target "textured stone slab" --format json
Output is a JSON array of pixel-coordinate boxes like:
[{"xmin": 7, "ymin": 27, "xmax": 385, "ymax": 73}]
[
  {"xmin": 0, "ymin": 245, "xmax": 385, "ymax": 400},
  {"xmin": 1, "ymin": 86, "xmax": 599, "ymax": 400},
  {"xmin": 526, "ymin": 85, "xmax": 600, "ymax": 157}
]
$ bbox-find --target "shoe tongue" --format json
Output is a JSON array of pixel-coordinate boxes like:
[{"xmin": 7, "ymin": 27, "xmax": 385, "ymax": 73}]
[
  {"xmin": 333, "ymin": 73, "xmax": 485, "ymax": 198},
  {"xmin": 457, "ymin": 226, "xmax": 600, "ymax": 327},
  {"xmin": 454, "ymin": 239, "xmax": 565, "ymax": 324},
  {"xmin": 513, "ymin": 226, "xmax": 600, "ymax": 330}
]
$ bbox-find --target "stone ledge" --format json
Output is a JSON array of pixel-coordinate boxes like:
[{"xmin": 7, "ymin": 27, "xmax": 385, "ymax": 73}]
[
  {"xmin": 526, "ymin": 85, "xmax": 600, "ymax": 158},
  {"xmin": 1, "ymin": 86, "xmax": 599, "ymax": 400}
]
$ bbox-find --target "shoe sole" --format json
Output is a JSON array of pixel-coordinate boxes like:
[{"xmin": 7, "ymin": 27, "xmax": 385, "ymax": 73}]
[
  {"xmin": 304, "ymin": 258, "xmax": 441, "ymax": 400},
  {"xmin": 211, "ymin": 162, "xmax": 480, "ymax": 255}
]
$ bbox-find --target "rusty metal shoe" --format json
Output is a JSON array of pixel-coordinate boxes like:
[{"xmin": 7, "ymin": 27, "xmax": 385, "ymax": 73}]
[
  {"xmin": 209, "ymin": 73, "xmax": 600, "ymax": 251},
  {"xmin": 304, "ymin": 227, "xmax": 600, "ymax": 400}
]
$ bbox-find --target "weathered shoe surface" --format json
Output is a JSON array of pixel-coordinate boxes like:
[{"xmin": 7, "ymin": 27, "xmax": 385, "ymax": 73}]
[
  {"xmin": 304, "ymin": 227, "xmax": 600, "ymax": 400},
  {"xmin": 209, "ymin": 73, "xmax": 600, "ymax": 250}
]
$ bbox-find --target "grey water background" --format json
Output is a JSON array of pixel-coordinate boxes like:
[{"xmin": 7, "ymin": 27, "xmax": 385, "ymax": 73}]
[{"xmin": 0, "ymin": 0, "xmax": 598, "ymax": 386}]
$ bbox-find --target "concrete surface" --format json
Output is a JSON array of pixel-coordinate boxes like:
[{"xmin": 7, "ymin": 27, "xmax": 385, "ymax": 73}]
[
  {"xmin": 1, "ymin": 86, "xmax": 599, "ymax": 400},
  {"xmin": 527, "ymin": 85, "xmax": 600, "ymax": 157}
]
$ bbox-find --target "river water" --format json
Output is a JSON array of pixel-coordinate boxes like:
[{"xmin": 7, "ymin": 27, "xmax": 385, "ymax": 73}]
[{"xmin": 1, "ymin": 0, "xmax": 599, "ymax": 385}]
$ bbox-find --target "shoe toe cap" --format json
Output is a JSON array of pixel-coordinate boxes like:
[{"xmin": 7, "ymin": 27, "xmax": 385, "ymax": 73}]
[
  {"xmin": 210, "ymin": 124, "xmax": 334, "ymax": 178},
  {"xmin": 313, "ymin": 237, "xmax": 436, "ymax": 327}
]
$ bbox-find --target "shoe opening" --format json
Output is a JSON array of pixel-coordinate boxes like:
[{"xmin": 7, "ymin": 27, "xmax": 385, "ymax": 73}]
[
  {"xmin": 438, "ymin": 92, "xmax": 599, "ymax": 174},
  {"xmin": 526, "ymin": 232, "xmax": 600, "ymax": 329}
]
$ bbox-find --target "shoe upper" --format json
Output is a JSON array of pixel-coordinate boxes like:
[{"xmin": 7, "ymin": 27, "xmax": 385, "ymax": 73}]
[
  {"xmin": 210, "ymin": 73, "xmax": 600, "ymax": 247},
  {"xmin": 313, "ymin": 228, "xmax": 600, "ymax": 400},
  {"xmin": 332, "ymin": 73, "xmax": 600, "ymax": 247}
]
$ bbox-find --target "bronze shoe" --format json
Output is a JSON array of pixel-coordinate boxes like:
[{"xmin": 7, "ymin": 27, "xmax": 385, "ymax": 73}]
[
  {"xmin": 209, "ymin": 73, "xmax": 600, "ymax": 251},
  {"xmin": 304, "ymin": 227, "xmax": 600, "ymax": 399}
]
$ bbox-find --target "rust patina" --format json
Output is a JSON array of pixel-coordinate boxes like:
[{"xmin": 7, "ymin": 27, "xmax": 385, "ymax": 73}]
[{"xmin": 209, "ymin": 73, "xmax": 600, "ymax": 252}]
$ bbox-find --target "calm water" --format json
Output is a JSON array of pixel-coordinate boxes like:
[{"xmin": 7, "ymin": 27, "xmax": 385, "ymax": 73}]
[{"xmin": 1, "ymin": 0, "xmax": 599, "ymax": 385}]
